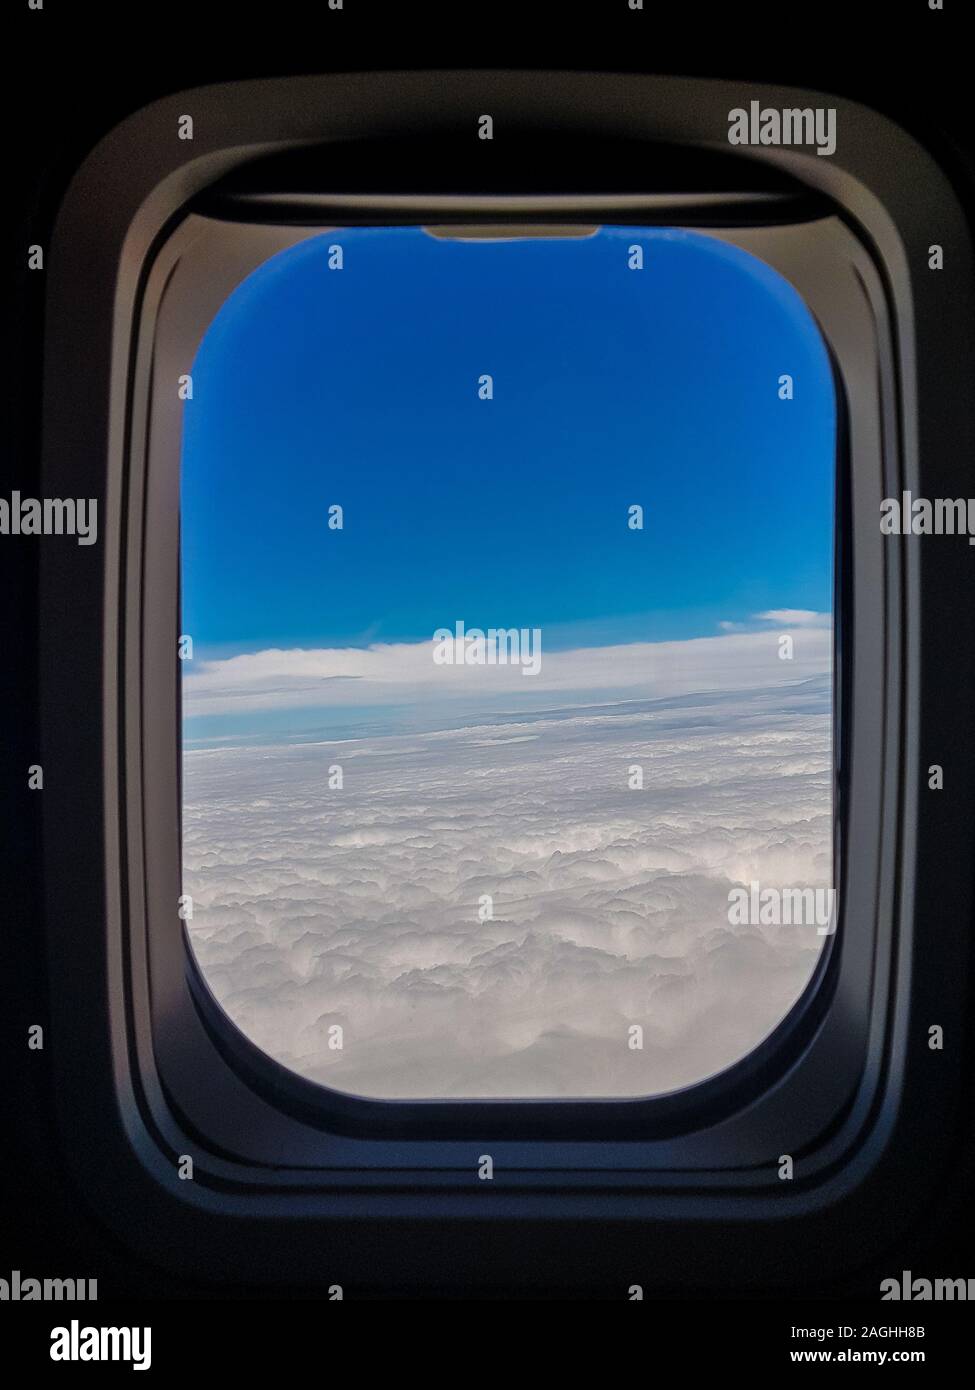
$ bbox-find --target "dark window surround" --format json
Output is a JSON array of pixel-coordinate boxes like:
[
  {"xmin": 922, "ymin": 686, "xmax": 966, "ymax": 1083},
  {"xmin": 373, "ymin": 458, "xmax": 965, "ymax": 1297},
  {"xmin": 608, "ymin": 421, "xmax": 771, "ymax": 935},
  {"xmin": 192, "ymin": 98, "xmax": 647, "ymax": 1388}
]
[{"xmin": 39, "ymin": 73, "xmax": 975, "ymax": 1292}]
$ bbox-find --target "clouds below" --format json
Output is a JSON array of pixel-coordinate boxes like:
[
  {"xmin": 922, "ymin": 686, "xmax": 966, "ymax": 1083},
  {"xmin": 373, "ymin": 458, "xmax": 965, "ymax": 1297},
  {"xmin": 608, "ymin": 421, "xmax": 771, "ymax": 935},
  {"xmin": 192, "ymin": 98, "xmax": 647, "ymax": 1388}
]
[
  {"xmin": 183, "ymin": 618, "xmax": 831, "ymax": 721},
  {"xmin": 183, "ymin": 665, "xmax": 833, "ymax": 1100}
]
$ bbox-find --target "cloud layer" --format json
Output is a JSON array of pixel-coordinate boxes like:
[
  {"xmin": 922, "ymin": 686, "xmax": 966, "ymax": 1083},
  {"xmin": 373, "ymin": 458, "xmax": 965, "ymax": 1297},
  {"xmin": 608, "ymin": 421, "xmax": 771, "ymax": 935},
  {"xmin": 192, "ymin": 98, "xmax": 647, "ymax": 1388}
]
[
  {"xmin": 184, "ymin": 668, "xmax": 833, "ymax": 1100},
  {"xmin": 183, "ymin": 620, "xmax": 831, "ymax": 717}
]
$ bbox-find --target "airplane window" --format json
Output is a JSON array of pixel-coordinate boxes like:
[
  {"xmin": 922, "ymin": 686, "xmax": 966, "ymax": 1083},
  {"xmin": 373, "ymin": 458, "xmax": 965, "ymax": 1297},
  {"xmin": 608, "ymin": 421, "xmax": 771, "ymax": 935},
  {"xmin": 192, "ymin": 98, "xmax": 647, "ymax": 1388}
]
[{"xmin": 180, "ymin": 224, "xmax": 836, "ymax": 1100}]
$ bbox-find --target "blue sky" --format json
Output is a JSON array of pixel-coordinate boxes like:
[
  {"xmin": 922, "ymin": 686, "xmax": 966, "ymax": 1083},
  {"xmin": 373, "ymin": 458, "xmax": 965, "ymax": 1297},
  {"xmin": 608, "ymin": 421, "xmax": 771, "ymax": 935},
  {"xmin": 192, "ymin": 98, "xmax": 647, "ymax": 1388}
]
[{"xmin": 181, "ymin": 225, "xmax": 835, "ymax": 741}]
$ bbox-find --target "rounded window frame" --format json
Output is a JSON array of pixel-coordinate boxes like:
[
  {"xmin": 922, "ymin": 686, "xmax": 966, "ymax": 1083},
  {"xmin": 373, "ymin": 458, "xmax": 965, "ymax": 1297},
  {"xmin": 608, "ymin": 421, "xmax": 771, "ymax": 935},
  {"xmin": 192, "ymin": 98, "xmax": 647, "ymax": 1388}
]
[{"xmin": 137, "ymin": 202, "xmax": 885, "ymax": 1167}]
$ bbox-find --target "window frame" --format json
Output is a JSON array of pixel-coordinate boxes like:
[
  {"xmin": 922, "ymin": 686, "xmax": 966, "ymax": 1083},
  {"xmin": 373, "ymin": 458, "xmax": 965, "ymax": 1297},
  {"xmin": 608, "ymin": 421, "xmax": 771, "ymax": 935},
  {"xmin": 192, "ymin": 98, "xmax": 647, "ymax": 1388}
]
[
  {"xmin": 152, "ymin": 207, "xmax": 852, "ymax": 1152},
  {"xmin": 39, "ymin": 71, "xmax": 975, "ymax": 1292}
]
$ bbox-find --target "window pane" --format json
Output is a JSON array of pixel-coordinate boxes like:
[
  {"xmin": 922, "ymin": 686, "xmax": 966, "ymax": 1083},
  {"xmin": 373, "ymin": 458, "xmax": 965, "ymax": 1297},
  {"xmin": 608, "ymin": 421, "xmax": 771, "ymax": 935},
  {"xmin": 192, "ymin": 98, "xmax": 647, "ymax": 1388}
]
[{"xmin": 180, "ymin": 225, "xmax": 835, "ymax": 1100}]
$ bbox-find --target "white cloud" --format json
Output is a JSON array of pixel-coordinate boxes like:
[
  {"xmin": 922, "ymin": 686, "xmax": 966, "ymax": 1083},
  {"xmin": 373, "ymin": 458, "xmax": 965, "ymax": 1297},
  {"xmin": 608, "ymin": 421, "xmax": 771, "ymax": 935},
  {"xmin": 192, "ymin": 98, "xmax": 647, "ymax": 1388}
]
[
  {"xmin": 183, "ymin": 621, "xmax": 832, "ymax": 717},
  {"xmin": 183, "ymin": 668, "xmax": 833, "ymax": 1100},
  {"xmin": 753, "ymin": 609, "xmax": 830, "ymax": 628},
  {"xmin": 719, "ymin": 610, "xmax": 829, "ymax": 634}
]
